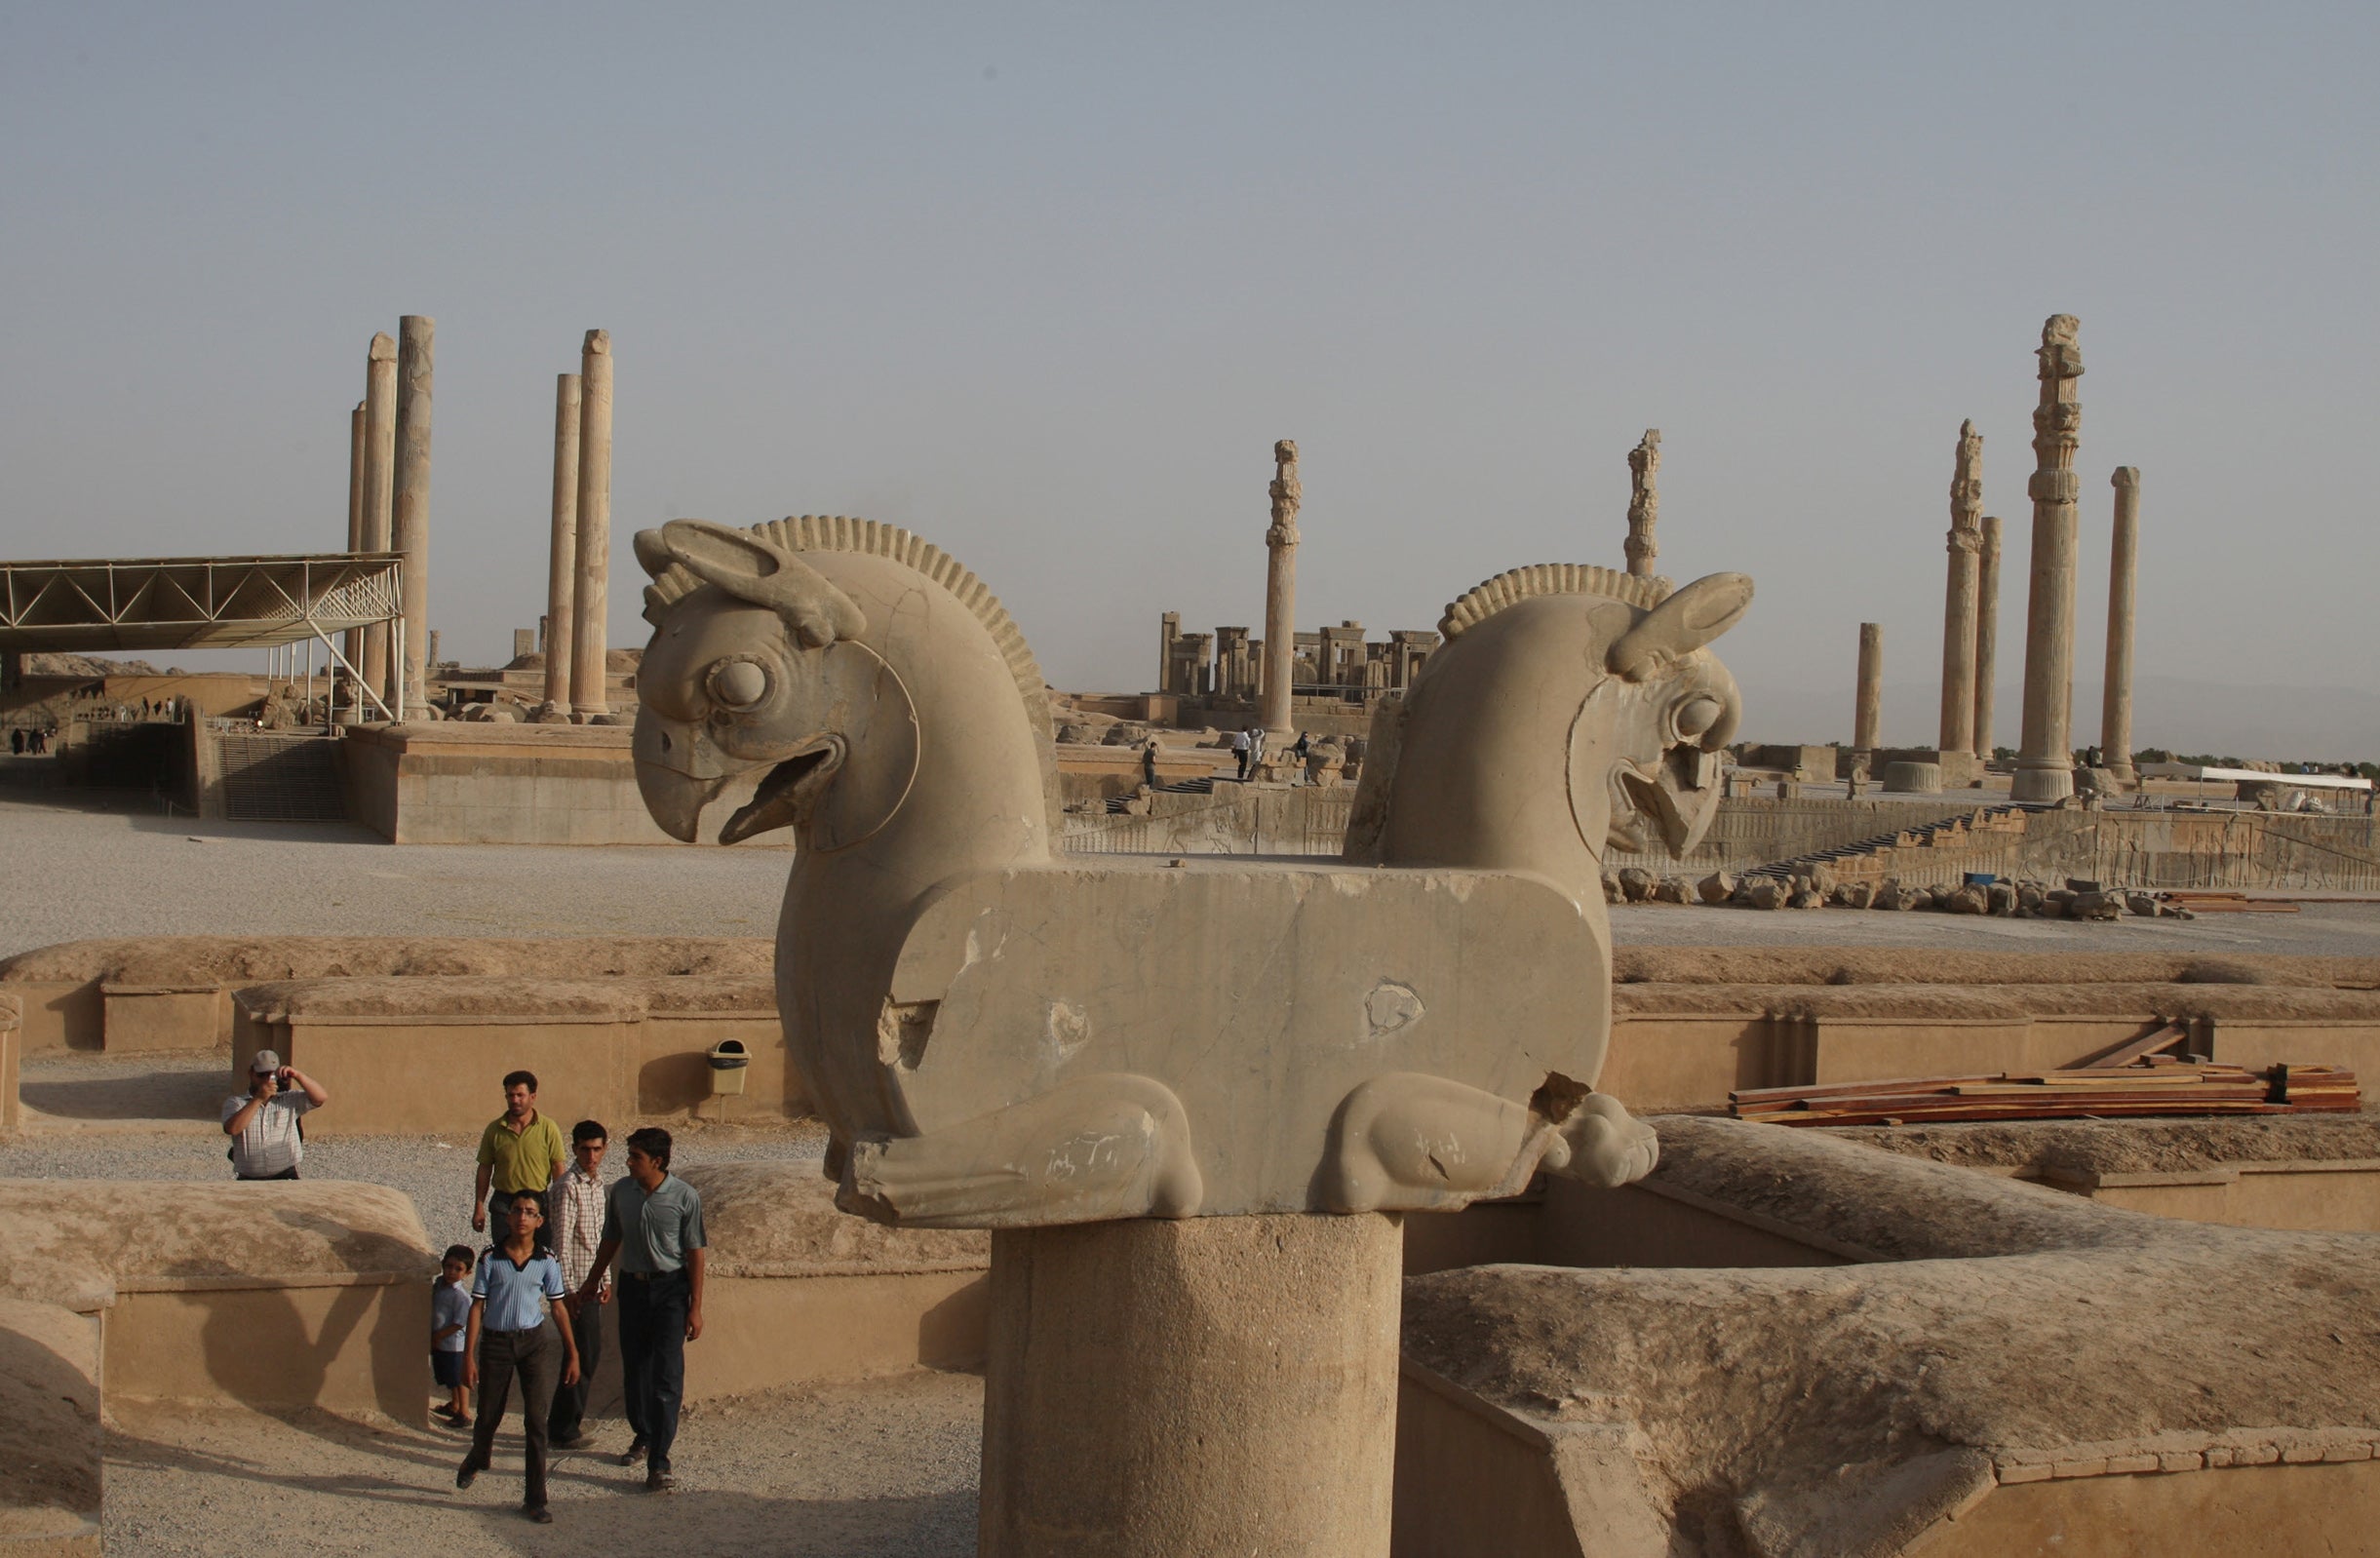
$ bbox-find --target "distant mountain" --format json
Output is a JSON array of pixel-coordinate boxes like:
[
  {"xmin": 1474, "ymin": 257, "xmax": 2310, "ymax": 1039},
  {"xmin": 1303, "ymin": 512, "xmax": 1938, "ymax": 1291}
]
[{"xmin": 1733, "ymin": 673, "xmax": 2379, "ymax": 765}]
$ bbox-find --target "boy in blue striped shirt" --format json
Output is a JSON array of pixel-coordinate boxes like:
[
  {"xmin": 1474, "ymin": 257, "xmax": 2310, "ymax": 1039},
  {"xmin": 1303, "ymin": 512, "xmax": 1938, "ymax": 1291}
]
[{"xmin": 454, "ymin": 1195, "xmax": 580, "ymax": 1523}]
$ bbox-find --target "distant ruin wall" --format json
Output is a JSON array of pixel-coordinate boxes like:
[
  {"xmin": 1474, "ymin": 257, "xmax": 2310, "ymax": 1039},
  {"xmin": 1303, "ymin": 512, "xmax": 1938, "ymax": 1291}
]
[{"xmin": 1832, "ymin": 809, "xmax": 2380, "ymax": 893}]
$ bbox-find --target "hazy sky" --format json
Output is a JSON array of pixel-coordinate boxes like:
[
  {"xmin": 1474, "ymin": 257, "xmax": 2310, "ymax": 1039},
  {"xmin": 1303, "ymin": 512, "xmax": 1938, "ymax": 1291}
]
[{"xmin": 4, "ymin": 5, "xmax": 2375, "ymax": 751}]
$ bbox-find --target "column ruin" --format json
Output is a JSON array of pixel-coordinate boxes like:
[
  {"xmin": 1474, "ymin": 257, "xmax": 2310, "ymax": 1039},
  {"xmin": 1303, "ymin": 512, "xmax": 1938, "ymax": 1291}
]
[
  {"xmin": 2011, "ymin": 314, "xmax": 2084, "ymax": 804},
  {"xmin": 1258, "ymin": 439, "xmax": 1300, "ymax": 746},
  {"xmin": 1938, "ymin": 419, "xmax": 1983, "ymax": 757},
  {"xmin": 1972, "ymin": 514, "xmax": 2002, "ymax": 760},
  {"xmin": 1624, "ymin": 429, "xmax": 1660, "ymax": 578},
  {"xmin": 359, "ymin": 334, "xmax": 398, "ymax": 713},
  {"xmin": 569, "ymin": 330, "xmax": 615, "ymax": 722},
  {"xmin": 1854, "ymin": 622, "xmax": 1884, "ymax": 754},
  {"xmin": 2100, "ymin": 467, "xmax": 2141, "ymax": 788},
  {"xmin": 391, "ymin": 315, "xmax": 435, "ymax": 720},
  {"xmin": 344, "ymin": 401, "xmax": 365, "ymax": 675},
  {"xmin": 542, "ymin": 372, "xmax": 582, "ymax": 717}
]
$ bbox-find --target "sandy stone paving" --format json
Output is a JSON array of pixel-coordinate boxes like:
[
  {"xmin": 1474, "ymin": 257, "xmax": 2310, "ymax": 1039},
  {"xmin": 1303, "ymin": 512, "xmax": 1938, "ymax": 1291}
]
[
  {"xmin": 101, "ymin": 1370, "xmax": 982, "ymax": 1557},
  {"xmin": 6, "ymin": 793, "xmax": 2376, "ymax": 960}
]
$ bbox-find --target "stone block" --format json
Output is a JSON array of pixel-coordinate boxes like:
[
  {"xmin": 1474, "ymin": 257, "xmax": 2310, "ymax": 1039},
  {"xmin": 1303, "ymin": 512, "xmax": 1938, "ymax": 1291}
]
[
  {"xmin": 1882, "ymin": 760, "xmax": 1942, "ymax": 795},
  {"xmin": 1697, "ymin": 872, "xmax": 1736, "ymax": 905}
]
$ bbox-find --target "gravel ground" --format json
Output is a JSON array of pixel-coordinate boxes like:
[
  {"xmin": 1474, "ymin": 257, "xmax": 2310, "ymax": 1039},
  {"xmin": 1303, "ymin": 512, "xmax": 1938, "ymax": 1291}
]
[
  {"xmin": 103, "ymin": 1370, "xmax": 981, "ymax": 1557},
  {"xmin": 0, "ymin": 793, "xmax": 791, "ymax": 958}
]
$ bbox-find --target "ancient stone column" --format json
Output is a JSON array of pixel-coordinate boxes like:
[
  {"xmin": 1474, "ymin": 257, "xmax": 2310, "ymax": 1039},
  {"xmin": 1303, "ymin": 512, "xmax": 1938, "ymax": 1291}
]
[
  {"xmin": 1258, "ymin": 439, "xmax": 1300, "ymax": 745},
  {"xmin": 569, "ymin": 331, "xmax": 615, "ymax": 722},
  {"xmin": 1624, "ymin": 429, "xmax": 1661, "ymax": 578},
  {"xmin": 1854, "ymin": 622, "xmax": 1884, "ymax": 754},
  {"xmin": 1938, "ymin": 419, "xmax": 1983, "ymax": 756},
  {"xmin": 978, "ymin": 1212, "xmax": 1399, "ymax": 1558},
  {"xmin": 2100, "ymin": 467, "xmax": 2141, "ymax": 788},
  {"xmin": 1972, "ymin": 514, "xmax": 2002, "ymax": 760},
  {"xmin": 344, "ymin": 401, "xmax": 366, "ymax": 672},
  {"xmin": 391, "ymin": 315, "xmax": 435, "ymax": 719},
  {"xmin": 542, "ymin": 372, "xmax": 581, "ymax": 715},
  {"xmin": 2011, "ymin": 315, "xmax": 2085, "ymax": 803},
  {"xmin": 360, "ymin": 334, "xmax": 398, "ymax": 711}
]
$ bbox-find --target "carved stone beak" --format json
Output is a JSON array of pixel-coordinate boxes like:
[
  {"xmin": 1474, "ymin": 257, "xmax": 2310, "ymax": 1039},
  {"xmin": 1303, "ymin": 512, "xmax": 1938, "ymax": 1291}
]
[
  {"xmin": 1622, "ymin": 745, "xmax": 1724, "ymax": 858},
  {"xmin": 633, "ymin": 717, "xmax": 731, "ymax": 843}
]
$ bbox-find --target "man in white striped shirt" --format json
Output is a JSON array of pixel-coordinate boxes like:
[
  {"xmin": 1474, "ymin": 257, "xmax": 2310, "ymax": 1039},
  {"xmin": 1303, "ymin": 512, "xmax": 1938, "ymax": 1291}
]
[
  {"xmin": 545, "ymin": 1119, "xmax": 611, "ymax": 1449},
  {"xmin": 220, "ymin": 1049, "xmax": 330, "ymax": 1180}
]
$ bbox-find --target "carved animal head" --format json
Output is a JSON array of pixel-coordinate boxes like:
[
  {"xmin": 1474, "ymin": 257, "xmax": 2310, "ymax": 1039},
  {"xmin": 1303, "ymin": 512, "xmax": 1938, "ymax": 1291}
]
[
  {"xmin": 631, "ymin": 519, "xmax": 918, "ymax": 849},
  {"xmin": 1594, "ymin": 571, "xmax": 1751, "ymax": 857}
]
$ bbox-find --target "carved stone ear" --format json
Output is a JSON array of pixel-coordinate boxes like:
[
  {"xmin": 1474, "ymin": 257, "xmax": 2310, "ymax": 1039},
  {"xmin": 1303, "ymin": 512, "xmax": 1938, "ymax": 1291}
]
[
  {"xmin": 660, "ymin": 519, "xmax": 868, "ymax": 648},
  {"xmin": 633, "ymin": 527, "xmax": 676, "ymax": 580},
  {"xmin": 810, "ymin": 641, "xmax": 920, "ymax": 853},
  {"xmin": 1607, "ymin": 573, "xmax": 1754, "ymax": 682}
]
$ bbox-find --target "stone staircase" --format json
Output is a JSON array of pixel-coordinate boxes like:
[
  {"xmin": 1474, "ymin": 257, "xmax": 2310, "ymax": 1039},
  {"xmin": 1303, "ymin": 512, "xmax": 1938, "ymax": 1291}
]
[
  {"xmin": 218, "ymin": 732, "xmax": 348, "ymax": 823},
  {"xmin": 1743, "ymin": 802, "xmax": 2037, "ymax": 882},
  {"xmin": 1105, "ymin": 774, "xmax": 1218, "ymax": 813}
]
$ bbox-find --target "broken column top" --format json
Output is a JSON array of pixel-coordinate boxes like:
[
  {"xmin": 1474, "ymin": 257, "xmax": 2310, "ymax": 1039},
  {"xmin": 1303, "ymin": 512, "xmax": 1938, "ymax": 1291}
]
[
  {"xmin": 1268, "ymin": 439, "xmax": 1301, "ymax": 544},
  {"xmin": 1624, "ymin": 429, "xmax": 1661, "ymax": 578},
  {"xmin": 2113, "ymin": 466, "xmax": 2140, "ymax": 489},
  {"xmin": 370, "ymin": 332, "xmax": 395, "ymax": 361},
  {"xmin": 585, "ymin": 328, "xmax": 609, "ymax": 356}
]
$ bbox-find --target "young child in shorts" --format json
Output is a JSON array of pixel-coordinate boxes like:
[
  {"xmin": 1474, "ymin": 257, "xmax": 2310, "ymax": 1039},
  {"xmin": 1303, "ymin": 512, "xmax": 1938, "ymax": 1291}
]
[{"xmin": 432, "ymin": 1244, "xmax": 475, "ymax": 1424}]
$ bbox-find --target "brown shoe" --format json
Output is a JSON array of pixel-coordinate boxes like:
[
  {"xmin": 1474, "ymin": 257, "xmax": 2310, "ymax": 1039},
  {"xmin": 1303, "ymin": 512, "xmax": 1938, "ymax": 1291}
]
[{"xmin": 616, "ymin": 1438, "xmax": 646, "ymax": 1467}]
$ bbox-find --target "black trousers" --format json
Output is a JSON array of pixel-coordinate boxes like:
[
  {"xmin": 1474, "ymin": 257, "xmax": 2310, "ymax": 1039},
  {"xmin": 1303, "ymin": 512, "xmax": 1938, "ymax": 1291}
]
[
  {"xmin": 546, "ymin": 1294, "xmax": 604, "ymax": 1443},
  {"xmin": 618, "ymin": 1271, "xmax": 689, "ymax": 1472},
  {"xmin": 465, "ymin": 1322, "xmax": 560, "ymax": 1508}
]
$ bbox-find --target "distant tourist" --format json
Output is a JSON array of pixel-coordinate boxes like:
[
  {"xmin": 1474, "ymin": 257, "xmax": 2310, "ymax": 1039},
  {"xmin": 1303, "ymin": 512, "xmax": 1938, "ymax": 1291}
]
[
  {"xmin": 9, "ymin": 729, "xmax": 21, "ymax": 755},
  {"xmin": 545, "ymin": 1119, "xmax": 612, "ymax": 1450},
  {"xmin": 1142, "ymin": 739, "xmax": 1159, "ymax": 791},
  {"xmin": 220, "ymin": 1049, "xmax": 329, "ymax": 1180},
  {"xmin": 473, "ymin": 1071, "xmax": 567, "ymax": 1249},
  {"xmin": 574, "ymin": 1126, "xmax": 706, "ymax": 1493},
  {"xmin": 433, "ymin": 1244, "xmax": 476, "ymax": 1426},
  {"xmin": 454, "ymin": 1195, "xmax": 580, "ymax": 1525},
  {"xmin": 1230, "ymin": 727, "xmax": 1251, "ymax": 780}
]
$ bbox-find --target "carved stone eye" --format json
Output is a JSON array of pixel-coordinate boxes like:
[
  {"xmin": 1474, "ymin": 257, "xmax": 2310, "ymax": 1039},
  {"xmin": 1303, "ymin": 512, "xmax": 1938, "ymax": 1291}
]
[
  {"xmin": 1674, "ymin": 696, "xmax": 1722, "ymax": 741},
  {"xmin": 708, "ymin": 658, "xmax": 769, "ymax": 712}
]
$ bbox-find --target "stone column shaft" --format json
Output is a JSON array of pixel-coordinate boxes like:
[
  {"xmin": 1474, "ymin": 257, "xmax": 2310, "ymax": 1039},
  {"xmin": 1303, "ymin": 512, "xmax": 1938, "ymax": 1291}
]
[
  {"xmin": 2011, "ymin": 315, "xmax": 2085, "ymax": 803},
  {"xmin": 1624, "ymin": 429, "xmax": 1661, "ymax": 578},
  {"xmin": 1258, "ymin": 439, "xmax": 1300, "ymax": 743},
  {"xmin": 543, "ymin": 373, "xmax": 581, "ymax": 713},
  {"xmin": 569, "ymin": 330, "xmax": 614, "ymax": 721},
  {"xmin": 359, "ymin": 334, "xmax": 398, "ymax": 712},
  {"xmin": 2101, "ymin": 467, "xmax": 2141, "ymax": 786},
  {"xmin": 1854, "ymin": 622, "xmax": 1884, "ymax": 753},
  {"xmin": 1939, "ymin": 420, "xmax": 1983, "ymax": 755},
  {"xmin": 344, "ymin": 402, "xmax": 366, "ymax": 673},
  {"xmin": 979, "ymin": 1212, "xmax": 1400, "ymax": 1558},
  {"xmin": 391, "ymin": 315, "xmax": 435, "ymax": 719},
  {"xmin": 1972, "ymin": 515, "xmax": 2002, "ymax": 759}
]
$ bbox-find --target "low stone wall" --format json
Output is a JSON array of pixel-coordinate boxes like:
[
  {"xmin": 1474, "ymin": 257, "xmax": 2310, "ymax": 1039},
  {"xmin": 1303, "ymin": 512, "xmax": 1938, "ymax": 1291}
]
[
  {"xmin": 0, "ymin": 935, "xmax": 771, "ymax": 1055},
  {"xmin": 0, "ymin": 994, "xmax": 19, "ymax": 1140},
  {"xmin": 0, "ymin": 1295, "xmax": 100, "ymax": 1555},
  {"xmin": 1395, "ymin": 1116, "xmax": 2380, "ymax": 1556},
  {"xmin": 0, "ymin": 1180, "xmax": 437, "ymax": 1422},
  {"xmin": 1825, "ymin": 805, "xmax": 2380, "ymax": 892},
  {"xmin": 339, "ymin": 722, "xmax": 793, "ymax": 847},
  {"xmin": 1064, "ymin": 783, "xmax": 1355, "ymax": 856},
  {"xmin": 236, "ymin": 976, "xmax": 804, "ymax": 1137}
]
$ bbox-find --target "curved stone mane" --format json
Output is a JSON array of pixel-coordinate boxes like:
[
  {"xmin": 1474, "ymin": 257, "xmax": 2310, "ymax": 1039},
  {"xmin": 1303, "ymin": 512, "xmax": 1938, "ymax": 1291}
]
[
  {"xmin": 1437, "ymin": 563, "xmax": 1673, "ymax": 641},
  {"xmin": 644, "ymin": 515, "xmax": 1052, "ymax": 733}
]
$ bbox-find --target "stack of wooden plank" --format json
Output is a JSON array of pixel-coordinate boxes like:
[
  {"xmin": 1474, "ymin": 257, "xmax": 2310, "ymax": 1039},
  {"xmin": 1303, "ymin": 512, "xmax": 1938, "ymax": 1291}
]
[
  {"xmin": 2162, "ymin": 891, "xmax": 2299, "ymax": 915},
  {"xmin": 1732, "ymin": 1059, "xmax": 2360, "ymax": 1127}
]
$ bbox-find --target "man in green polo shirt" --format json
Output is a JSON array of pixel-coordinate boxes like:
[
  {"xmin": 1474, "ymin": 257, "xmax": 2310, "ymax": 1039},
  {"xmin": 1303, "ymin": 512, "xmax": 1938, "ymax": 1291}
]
[{"xmin": 473, "ymin": 1070, "xmax": 567, "ymax": 1250}]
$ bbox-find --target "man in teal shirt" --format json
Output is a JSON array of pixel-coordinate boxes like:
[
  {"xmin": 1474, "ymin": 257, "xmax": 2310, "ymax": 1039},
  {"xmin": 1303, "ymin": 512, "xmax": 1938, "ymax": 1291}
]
[{"xmin": 576, "ymin": 1126, "xmax": 705, "ymax": 1492}]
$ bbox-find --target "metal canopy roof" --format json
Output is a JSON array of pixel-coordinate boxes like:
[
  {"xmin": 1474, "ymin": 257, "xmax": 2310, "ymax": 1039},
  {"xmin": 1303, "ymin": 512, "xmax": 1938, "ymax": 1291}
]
[{"xmin": 0, "ymin": 553, "xmax": 403, "ymax": 651}]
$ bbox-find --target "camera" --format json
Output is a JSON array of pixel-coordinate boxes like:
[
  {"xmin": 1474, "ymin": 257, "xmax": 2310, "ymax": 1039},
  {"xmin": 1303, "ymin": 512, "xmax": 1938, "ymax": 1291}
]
[{"xmin": 275, "ymin": 1072, "xmax": 293, "ymax": 1093}]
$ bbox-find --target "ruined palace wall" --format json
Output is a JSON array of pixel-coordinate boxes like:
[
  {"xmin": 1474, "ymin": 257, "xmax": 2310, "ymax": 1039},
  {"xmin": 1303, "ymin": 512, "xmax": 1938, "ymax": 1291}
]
[{"xmin": 1827, "ymin": 807, "xmax": 2380, "ymax": 892}]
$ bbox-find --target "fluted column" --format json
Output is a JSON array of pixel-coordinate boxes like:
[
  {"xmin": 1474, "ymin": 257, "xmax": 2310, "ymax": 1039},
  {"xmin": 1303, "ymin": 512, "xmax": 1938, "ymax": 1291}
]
[
  {"xmin": 543, "ymin": 373, "xmax": 581, "ymax": 714},
  {"xmin": 360, "ymin": 334, "xmax": 397, "ymax": 712},
  {"xmin": 1854, "ymin": 622, "xmax": 1884, "ymax": 754},
  {"xmin": 2011, "ymin": 315, "xmax": 2084, "ymax": 804},
  {"xmin": 569, "ymin": 330, "xmax": 614, "ymax": 722},
  {"xmin": 1258, "ymin": 440, "xmax": 1300, "ymax": 744},
  {"xmin": 344, "ymin": 401, "xmax": 366, "ymax": 674},
  {"xmin": 1939, "ymin": 420, "xmax": 1983, "ymax": 755},
  {"xmin": 392, "ymin": 315, "xmax": 435, "ymax": 719},
  {"xmin": 1972, "ymin": 515, "xmax": 2002, "ymax": 760},
  {"xmin": 2100, "ymin": 467, "xmax": 2141, "ymax": 788}
]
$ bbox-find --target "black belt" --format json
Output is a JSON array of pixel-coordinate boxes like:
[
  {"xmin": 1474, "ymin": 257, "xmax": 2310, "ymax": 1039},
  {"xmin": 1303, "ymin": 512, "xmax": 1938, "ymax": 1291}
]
[
  {"xmin": 622, "ymin": 1268, "xmax": 686, "ymax": 1281},
  {"xmin": 485, "ymin": 1325, "xmax": 548, "ymax": 1338}
]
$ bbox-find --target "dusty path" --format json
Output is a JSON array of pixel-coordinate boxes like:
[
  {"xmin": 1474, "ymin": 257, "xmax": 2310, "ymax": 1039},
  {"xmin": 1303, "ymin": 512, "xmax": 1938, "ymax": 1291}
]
[{"xmin": 103, "ymin": 1370, "xmax": 982, "ymax": 1557}]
